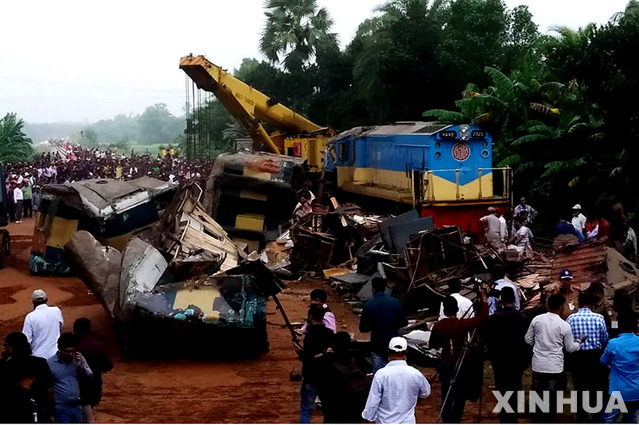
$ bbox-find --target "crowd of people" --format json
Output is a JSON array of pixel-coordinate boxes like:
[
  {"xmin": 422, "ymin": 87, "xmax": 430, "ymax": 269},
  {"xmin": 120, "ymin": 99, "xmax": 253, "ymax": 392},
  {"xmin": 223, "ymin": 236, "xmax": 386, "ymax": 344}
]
[
  {"xmin": 3, "ymin": 144, "xmax": 214, "ymax": 223},
  {"xmin": 0, "ymin": 290, "xmax": 112, "ymax": 423},
  {"xmin": 480, "ymin": 197, "xmax": 638, "ymax": 263},
  {"xmin": 4, "ymin": 142, "xmax": 639, "ymax": 424},
  {"xmin": 295, "ymin": 271, "xmax": 639, "ymax": 424}
]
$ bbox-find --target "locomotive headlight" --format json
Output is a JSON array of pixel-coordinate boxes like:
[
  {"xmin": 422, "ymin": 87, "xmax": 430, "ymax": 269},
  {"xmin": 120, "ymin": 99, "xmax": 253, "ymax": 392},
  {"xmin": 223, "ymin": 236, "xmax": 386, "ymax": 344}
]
[{"xmin": 460, "ymin": 124, "xmax": 469, "ymax": 141}]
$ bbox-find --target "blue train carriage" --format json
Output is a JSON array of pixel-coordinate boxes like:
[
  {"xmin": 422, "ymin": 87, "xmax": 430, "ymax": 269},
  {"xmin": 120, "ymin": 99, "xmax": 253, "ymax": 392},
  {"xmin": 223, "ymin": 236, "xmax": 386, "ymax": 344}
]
[{"xmin": 324, "ymin": 122, "xmax": 511, "ymax": 235}]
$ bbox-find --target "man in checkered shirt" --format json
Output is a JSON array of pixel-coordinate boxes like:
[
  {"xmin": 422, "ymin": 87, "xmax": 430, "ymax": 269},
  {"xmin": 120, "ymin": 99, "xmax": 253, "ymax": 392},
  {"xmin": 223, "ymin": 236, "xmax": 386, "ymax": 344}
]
[{"xmin": 567, "ymin": 290, "xmax": 609, "ymax": 422}]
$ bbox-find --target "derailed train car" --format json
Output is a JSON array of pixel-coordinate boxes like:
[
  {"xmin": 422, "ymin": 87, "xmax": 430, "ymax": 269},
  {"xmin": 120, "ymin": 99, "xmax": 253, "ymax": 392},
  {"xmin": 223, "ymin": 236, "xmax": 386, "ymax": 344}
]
[
  {"xmin": 203, "ymin": 151, "xmax": 306, "ymax": 253},
  {"xmin": 65, "ymin": 184, "xmax": 283, "ymax": 356},
  {"xmin": 30, "ymin": 177, "xmax": 176, "ymax": 274}
]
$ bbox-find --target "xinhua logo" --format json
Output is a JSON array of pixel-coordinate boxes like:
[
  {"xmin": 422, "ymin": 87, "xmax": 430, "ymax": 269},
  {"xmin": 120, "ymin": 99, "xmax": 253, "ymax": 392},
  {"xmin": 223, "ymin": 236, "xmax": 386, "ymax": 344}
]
[{"xmin": 492, "ymin": 391, "xmax": 628, "ymax": 414}]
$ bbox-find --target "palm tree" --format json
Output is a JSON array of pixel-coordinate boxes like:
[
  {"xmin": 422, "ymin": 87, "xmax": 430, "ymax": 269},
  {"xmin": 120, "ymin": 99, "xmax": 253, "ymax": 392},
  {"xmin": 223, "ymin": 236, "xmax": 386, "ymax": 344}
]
[
  {"xmin": 259, "ymin": 0, "xmax": 337, "ymax": 72},
  {"xmin": 0, "ymin": 113, "xmax": 34, "ymax": 162}
]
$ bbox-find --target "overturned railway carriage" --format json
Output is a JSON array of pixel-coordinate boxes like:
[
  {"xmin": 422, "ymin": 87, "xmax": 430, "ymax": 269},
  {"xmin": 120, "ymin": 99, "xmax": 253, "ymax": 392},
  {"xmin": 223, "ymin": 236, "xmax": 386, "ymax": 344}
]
[
  {"xmin": 325, "ymin": 122, "xmax": 511, "ymax": 235},
  {"xmin": 30, "ymin": 177, "xmax": 176, "ymax": 274}
]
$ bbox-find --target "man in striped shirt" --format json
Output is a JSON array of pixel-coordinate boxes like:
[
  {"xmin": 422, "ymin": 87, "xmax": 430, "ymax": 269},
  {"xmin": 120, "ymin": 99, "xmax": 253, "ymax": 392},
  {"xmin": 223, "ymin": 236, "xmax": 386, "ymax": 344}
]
[{"xmin": 567, "ymin": 291, "xmax": 609, "ymax": 422}]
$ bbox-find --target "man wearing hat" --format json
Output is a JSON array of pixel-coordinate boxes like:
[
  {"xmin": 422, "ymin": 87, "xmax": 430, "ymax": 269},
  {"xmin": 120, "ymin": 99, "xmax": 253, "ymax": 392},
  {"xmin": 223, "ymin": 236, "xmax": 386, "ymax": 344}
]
[
  {"xmin": 571, "ymin": 204, "xmax": 587, "ymax": 238},
  {"xmin": 22, "ymin": 290, "xmax": 64, "ymax": 359},
  {"xmin": 362, "ymin": 337, "xmax": 430, "ymax": 424},
  {"xmin": 560, "ymin": 269, "xmax": 574, "ymax": 294}
]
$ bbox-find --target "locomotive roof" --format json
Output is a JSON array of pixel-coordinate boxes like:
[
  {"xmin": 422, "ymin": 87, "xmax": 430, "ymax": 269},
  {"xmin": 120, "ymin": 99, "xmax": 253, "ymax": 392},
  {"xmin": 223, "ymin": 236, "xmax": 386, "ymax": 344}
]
[{"xmin": 331, "ymin": 121, "xmax": 454, "ymax": 141}]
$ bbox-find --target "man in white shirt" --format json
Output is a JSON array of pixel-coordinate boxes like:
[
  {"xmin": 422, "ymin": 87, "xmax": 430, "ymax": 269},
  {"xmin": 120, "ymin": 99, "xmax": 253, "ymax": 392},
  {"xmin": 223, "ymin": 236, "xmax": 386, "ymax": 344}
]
[
  {"xmin": 438, "ymin": 279, "xmax": 474, "ymax": 320},
  {"xmin": 495, "ymin": 208, "xmax": 508, "ymax": 243},
  {"xmin": 510, "ymin": 217, "xmax": 533, "ymax": 250},
  {"xmin": 362, "ymin": 337, "xmax": 430, "ymax": 424},
  {"xmin": 571, "ymin": 204, "xmax": 587, "ymax": 237},
  {"xmin": 22, "ymin": 289, "xmax": 64, "ymax": 359},
  {"xmin": 624, "ymin": 222, "xmax": 638, "ymax": 263},
  {"xmin": 525, "ymin": 294, "xmax": 585, "ymax": 422},
  {"xmin": 480, "ymin": 207, "xmax": 503, "ymax": 250},
  {"xmin": 13, "ymin": 183, "xmax": 24, "ymax": 223}
]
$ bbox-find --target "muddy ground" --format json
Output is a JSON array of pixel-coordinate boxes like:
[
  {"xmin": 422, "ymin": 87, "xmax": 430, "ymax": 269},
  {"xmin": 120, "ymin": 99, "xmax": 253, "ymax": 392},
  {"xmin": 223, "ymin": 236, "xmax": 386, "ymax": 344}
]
[{"xmin": 0, "ymin": 219, "xmax": 502, "ymax": 423}]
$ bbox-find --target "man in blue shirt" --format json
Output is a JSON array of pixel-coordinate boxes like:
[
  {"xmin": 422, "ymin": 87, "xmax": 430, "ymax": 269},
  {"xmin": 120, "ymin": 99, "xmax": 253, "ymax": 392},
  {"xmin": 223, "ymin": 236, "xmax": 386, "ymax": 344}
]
[
  {"xmin": 567, "ymin": 290, "xmax": 609, "ymax": 422},
  {"xmin": 601, "ymin": 314, "xmax": 639, "ymax": 423},
  {"xmin": 47, "ymin": 333, "xmax": 93, "ymax": 423},
  {"xmin": 362, "ymin": 337, "xmax": 430, "ymax": 423},
  {"xmin": 359, "ymin": 278, "xmax": 408, "ymax": 373},
  {"xmin": 554, "ymin": 218, "xmax": 585, "ymax": 243}
]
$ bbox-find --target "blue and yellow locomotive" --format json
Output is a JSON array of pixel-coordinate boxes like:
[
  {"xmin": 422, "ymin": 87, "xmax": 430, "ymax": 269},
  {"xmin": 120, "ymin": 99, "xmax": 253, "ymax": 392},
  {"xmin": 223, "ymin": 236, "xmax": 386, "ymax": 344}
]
[{"xmin": 324, "ymin": 122, "xmax": 511, "ymax": 235}]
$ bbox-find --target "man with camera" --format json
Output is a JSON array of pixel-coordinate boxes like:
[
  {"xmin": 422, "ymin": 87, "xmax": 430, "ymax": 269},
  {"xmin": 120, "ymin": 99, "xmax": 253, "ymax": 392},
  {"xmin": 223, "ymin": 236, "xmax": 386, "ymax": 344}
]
[{"xmin": 429, "ymin": 284, "xmax": 489, "ymax": 423}]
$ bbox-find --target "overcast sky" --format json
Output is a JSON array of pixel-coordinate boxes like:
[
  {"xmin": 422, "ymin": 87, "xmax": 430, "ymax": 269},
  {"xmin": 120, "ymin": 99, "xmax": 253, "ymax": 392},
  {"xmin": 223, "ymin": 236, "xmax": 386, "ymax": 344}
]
[{"xmin": 0, "ymin": 0, "xmax": 630, "ymax": 123}]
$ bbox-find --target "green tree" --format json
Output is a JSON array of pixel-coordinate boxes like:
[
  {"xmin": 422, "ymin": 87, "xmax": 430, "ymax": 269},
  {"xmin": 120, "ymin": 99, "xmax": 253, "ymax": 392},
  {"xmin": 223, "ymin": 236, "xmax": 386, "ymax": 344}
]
[
  {"xmin": 576, "ymin": 0, "xmax": 639, "ymax": 210},
  {"xmin": 502, "ymin": 6, "xmax": 541, "ymax": 75},
  {"xmin": 138, "ymin": 103, "xmax": 183, "ymax": 145},
  {"xmin": 424, "ymin": 67, "xmax": 540, "ymax": 146},
  {"xmin": 437, "ymin": 0, "xmax": 510, "ymax": 90},
  {"xmin": 348, "ymin": 0, "xmax": 447, "ymax": 123},
  {"xmin": 260, "ymin": 0, "xmax": 338, "ymax": 72},
  {"xmin": 541, "ymin": 24, "xmax": 596, "ymax": 83},
  {"xmin": 0, "ymin": 113, "xmax": 34, "ymax": 162}
]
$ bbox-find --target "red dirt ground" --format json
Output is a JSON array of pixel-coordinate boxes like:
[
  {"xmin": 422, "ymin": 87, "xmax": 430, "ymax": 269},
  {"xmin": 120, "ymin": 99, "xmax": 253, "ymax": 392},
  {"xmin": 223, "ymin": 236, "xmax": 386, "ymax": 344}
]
[{"xmin": 0, "ymin": 219, "xmax": 502, "ymax": 423}]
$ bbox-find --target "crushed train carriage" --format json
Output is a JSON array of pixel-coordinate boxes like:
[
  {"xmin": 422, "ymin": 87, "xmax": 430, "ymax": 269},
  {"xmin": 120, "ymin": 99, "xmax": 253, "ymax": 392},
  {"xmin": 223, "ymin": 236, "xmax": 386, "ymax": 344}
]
[
  {"xmin": 63, "ymin": 184, "xmax": 283, "ymax": 355},
  {"xmin": 30, "ymin": 176, "xmax": 176, "ymax": 274}
]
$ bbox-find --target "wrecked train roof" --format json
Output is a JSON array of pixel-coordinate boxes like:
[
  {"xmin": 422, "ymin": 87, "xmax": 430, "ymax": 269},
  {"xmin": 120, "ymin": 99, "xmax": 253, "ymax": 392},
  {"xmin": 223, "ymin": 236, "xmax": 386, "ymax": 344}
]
[
  {"xmin": 331, "ymin": 122, "xmax": 451, "ymax": 141},
  {"xmin": 43, "ymin": 176, "xmax": 175, "ymax": 219}
]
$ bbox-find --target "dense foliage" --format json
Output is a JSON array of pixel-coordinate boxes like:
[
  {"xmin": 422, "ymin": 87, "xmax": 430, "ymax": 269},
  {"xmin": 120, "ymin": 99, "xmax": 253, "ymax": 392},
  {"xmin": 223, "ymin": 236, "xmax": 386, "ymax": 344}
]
[{"xmin": 0, "ymin": 113, "xmax": 33, "ymax": 162}]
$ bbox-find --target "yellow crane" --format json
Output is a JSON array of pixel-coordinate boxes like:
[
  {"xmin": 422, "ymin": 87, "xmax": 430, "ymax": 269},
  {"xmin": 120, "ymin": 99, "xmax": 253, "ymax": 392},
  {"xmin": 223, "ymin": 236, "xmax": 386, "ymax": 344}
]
[{"xmin": 180, "ymin": 55, "xmax": 332, "ymax": 172}]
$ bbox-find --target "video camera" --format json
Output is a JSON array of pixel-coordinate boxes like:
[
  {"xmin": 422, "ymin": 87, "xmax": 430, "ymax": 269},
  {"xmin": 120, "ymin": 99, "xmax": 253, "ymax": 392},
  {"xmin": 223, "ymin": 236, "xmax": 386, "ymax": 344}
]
[{"xmin": 470, "ymin": 275, "xmax": 500, "ymax": 297}]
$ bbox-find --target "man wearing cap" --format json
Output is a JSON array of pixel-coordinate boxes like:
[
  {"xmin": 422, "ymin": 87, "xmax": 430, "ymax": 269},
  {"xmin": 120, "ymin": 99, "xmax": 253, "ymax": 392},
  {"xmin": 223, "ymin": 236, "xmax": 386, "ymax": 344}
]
[
  {"xmin": 361, "ymin": 337, "xmax": 430, "ymax": 424},
  {"xmin": 22, "ymin": 290, "xmax": 64, "ymax": 359},
  {"xmin": 560, "ymin": 269, "xmax": 574, "ymax": 294},
  {"xmin": 572, "ymin": 204, "xmax": 587, "ymax": 238}
]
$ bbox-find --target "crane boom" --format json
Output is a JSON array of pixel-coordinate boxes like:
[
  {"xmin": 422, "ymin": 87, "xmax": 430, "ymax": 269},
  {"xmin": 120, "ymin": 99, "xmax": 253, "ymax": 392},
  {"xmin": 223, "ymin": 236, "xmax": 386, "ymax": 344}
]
[{"xmin": 180, "ymin": 55, "xmax": 329, "ymax": 164}]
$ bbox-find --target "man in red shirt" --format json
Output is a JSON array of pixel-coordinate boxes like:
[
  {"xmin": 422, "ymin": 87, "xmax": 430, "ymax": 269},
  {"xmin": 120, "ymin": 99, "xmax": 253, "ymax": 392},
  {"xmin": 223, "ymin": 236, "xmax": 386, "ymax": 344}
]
[{"xmin": 429, "ymin": 286, "xmax": 488, "ymax": 423}]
